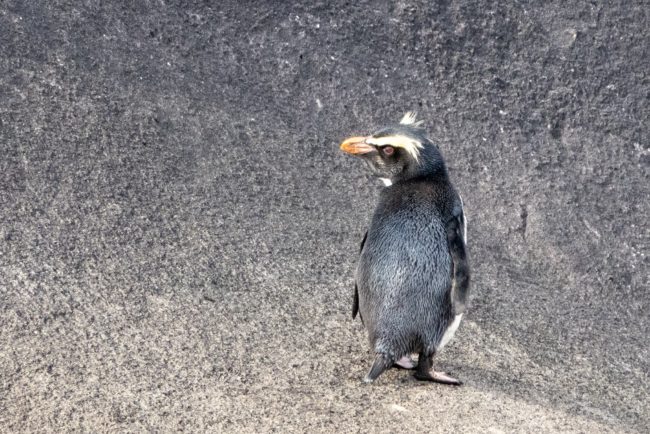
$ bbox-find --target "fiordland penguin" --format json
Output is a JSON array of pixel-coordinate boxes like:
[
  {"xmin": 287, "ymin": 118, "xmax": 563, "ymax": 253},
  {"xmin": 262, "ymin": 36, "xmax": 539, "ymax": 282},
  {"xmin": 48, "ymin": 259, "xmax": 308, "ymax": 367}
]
[{"xmin": 340, "ymin": 113, "xmax": 470, "ymax": 385}]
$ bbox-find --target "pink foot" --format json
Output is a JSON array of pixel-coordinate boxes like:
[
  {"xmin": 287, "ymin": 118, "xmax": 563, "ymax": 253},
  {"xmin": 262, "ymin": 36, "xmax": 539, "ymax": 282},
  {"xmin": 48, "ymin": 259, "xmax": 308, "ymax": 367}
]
[
  {"xmin": 394, "ymin": 355, "xmax": 416, "ymax": 370},
  {"xmin": 430, "ymin": 371, "xmax": 462, "ymax": 385},
  {"xmin": 414, "ymin": 369, "xmax": 462, "ymax": 385}
]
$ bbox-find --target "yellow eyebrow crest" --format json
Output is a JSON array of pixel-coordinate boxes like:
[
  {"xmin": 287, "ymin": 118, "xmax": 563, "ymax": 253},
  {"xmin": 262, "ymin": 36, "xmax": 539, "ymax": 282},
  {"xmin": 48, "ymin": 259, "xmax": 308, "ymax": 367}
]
[{"xmin": 366, "ymin": 135, "xmax": 424, "ymax": 161}]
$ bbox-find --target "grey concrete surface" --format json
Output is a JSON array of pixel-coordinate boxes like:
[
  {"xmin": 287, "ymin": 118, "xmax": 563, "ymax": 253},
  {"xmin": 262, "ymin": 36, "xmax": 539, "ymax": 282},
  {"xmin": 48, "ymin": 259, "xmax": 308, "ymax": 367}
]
[{"xmin": 1, "ymin": 1, "xmax": 648, "ymax": 432}]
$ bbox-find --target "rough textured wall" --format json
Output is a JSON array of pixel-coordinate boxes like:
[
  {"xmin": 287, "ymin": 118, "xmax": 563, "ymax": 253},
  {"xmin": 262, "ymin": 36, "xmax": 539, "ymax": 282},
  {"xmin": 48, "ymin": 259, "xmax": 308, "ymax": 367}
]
[{"xmin": 1, "ymin": 1, "xmax": 648, "ymax": 432}]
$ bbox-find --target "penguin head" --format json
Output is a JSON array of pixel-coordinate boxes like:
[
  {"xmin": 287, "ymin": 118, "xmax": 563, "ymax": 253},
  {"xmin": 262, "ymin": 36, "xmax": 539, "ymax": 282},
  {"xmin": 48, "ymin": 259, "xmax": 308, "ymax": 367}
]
[{"xmin": 339, "ymin": 112, "xmax": 446, "ymax": 185}]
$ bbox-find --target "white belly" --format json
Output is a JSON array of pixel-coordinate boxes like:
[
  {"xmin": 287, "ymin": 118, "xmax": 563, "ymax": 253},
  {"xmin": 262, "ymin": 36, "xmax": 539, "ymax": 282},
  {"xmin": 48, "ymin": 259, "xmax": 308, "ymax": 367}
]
[{"xmin": 438, "ymin": 314, "xmax": 463, "ymax": 350}]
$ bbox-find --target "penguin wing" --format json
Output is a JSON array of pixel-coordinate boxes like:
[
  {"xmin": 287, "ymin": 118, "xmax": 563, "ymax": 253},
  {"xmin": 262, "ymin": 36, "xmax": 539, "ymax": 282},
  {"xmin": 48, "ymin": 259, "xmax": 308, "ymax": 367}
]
[
  {"xmin": 448, "ymin": 203, "xmax": 470, "ymax": 313},
  {"xmin": 353, "ymin": 283, "xmax": 360, "ymax": 320},
  {"xmin": 352, "ymin": 231, "xmax": 367, "ymax": 321},
  {"xmin": 459, "ymin": 195, "xmax": 467, "ymax": 243}
]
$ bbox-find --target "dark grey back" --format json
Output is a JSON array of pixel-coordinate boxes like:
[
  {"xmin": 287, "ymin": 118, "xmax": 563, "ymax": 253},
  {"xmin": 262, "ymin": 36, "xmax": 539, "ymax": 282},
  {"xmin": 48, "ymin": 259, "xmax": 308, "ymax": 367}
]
[{"xmin": 356, "ymin": 177, "xmax": 458, "ymax": 356}]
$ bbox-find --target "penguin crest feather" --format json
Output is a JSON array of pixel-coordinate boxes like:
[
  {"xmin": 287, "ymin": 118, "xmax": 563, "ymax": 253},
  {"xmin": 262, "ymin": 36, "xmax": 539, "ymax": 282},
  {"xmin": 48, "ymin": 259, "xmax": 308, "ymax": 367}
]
[{"xmin": 399, "ymin": 112, "xmax": 424, "ymax": 127}]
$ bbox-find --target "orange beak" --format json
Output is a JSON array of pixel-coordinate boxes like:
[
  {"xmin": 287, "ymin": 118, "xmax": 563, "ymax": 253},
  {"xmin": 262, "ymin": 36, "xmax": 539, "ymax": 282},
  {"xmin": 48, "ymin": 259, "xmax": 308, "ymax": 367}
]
[{"xmin": 339, "ymin": 136, "xmax": 375, "ymax": 155}]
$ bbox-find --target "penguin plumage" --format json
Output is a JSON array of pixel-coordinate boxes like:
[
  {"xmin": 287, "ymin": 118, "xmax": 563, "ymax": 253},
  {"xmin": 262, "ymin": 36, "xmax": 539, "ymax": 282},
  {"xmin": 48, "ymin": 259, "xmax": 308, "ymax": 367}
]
[{"xmin": 340, "ymin": 113, "xmax": 470, "ymax": 384}]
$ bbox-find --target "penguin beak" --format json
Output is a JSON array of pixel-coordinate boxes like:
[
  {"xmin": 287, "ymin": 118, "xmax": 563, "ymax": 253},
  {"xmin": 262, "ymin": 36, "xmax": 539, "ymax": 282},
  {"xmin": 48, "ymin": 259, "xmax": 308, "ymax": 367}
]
[{"xmin": 340, "ymin": 136, "xmax": 375, "ymax": 155}]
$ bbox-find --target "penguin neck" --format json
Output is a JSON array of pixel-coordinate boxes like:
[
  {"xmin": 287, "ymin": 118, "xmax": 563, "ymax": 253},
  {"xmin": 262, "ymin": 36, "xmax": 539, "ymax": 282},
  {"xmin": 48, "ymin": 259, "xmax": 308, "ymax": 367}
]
[{"xmin": 393, "ymin": 162, "xmax": 449, "ymax": 186}]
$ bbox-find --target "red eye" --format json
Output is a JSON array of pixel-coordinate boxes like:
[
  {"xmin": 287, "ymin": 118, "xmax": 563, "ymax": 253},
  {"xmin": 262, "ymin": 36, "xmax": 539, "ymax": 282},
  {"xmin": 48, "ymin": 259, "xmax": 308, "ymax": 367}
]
[{"xmin": 382, "ymin": 146, "xmax": 394, "ymax": 156}]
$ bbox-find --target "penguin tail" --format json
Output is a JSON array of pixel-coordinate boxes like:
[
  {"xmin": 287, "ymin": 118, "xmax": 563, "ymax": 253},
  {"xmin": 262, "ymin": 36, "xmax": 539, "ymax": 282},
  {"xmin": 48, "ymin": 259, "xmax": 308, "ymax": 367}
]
[{"xmin": 363, "ymin": 353, "xmax": 394, "ymax": 383}]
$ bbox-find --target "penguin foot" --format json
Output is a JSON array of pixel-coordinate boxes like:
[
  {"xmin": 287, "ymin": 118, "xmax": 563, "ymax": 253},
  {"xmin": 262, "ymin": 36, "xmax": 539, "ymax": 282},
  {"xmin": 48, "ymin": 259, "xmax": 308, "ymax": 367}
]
[
  {"xmin": 414, "ymin": 370, "xmax": 462, "ymax": 385},
  {"xmin": 393, "ymin": 355, "xmax": 417, "ymax": 370}
]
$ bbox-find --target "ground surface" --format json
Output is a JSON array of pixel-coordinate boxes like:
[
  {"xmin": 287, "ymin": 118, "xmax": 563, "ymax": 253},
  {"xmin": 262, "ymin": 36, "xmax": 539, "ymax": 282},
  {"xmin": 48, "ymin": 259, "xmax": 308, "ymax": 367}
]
[{"xmin": 1, "ymin": 1, "xmax": 648, "ymax": 432}]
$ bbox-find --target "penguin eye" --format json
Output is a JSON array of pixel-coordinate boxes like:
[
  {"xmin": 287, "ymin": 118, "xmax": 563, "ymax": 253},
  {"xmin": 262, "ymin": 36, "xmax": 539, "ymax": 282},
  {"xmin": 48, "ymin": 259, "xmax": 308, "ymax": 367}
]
[{"xmin": 382, "ymin": 146, "xmax": 395, "ymax": 156}]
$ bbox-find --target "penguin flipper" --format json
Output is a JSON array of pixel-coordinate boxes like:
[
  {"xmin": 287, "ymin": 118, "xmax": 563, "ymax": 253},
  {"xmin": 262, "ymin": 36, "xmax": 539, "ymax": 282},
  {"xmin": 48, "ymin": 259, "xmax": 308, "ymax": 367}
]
[
  {"xmin": 359, "ymin": 231, "xmax": 367, "ymax": 253},
  {"xmin": 352, "ymin": 232, "xmax": 368, "ymax": 321},
  {"xmin": 448, "ymin": 208, "xmax": 470, "ymax": 313},
  {"xmin": 353, "ymin": 283, "xmax": 360, "ymax": 320}
]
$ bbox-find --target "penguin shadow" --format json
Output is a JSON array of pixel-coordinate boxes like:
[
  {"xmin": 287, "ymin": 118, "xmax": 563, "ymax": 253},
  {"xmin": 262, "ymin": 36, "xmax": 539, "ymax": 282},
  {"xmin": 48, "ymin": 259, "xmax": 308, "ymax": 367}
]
[
  {"xmin": 346, "ymin": 332, "xmax": 624, "ymax": 430},
  {"xmin": 440, "ymin": 361, "xmax": 579, "ymax": 414},
  {"xmin": 426, "ymin": 345, "xmax": 633, "ymax": 430}
]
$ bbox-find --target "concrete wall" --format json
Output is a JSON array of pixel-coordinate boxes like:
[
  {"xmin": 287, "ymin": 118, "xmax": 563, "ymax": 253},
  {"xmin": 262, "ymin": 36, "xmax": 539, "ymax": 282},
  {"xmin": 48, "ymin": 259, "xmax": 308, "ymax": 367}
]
[{"xmin": 1, "ymin": 1, "xmax": 647, "ymax": 432}]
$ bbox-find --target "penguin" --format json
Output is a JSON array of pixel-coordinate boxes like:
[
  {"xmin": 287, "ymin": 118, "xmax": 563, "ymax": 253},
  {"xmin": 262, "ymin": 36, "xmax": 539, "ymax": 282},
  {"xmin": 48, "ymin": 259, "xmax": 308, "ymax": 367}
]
[{"xmin": 340, "ymin": 112, "xmax": 470, "ymax": 385}]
